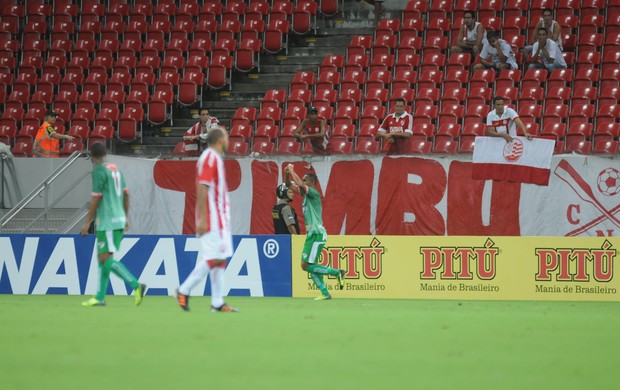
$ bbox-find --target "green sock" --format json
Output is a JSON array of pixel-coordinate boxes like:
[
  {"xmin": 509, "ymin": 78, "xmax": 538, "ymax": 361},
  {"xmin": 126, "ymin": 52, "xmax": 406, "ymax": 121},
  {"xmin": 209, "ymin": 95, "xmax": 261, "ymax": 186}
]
[
  {"xmin": 96, "ymin": 262, "xmax": 110, "ymax": 301},
  {"xmin": 310, "ymin": 273, "xmax": 330, "ymax": 296},
  {"xmin": 307, "ymin": 264, "xmax": 340, "ymax": 276},
  {"xmin": 104, "ymin": 259, "xmax": 139, "ymax": 289}
]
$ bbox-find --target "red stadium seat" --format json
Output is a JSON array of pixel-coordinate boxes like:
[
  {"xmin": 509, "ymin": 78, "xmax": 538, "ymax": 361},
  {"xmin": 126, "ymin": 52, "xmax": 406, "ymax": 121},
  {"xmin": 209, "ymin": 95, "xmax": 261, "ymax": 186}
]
[
  {"xmin": 288, "ymin": 89, "xmax": 313, "ymax": 110},
  {"xmin": 277, "ymin": 139, "xmax": 302, "ymax": 155},
  {"xmin": 147, "ymin": 91, "xmax": 173, "ymax": 125},
  {"xmin": 439, "ymin": 104, "xmax": 465, "ymax": 125},
  {"xmin": 573, "ymin": 68, "xmax": 600, "ymax": 90},
  {"xmin": 206, "ymin": 55, "xmax": 234, "ymax": 90},
  {"xmin": 360, "ymin": 105, "xmax": 386, "ymax": 127},
  {"xmin": 330, "ymin": 139, "xmax": 354, "ymax": 155},
  {"xmin": 444, "ymin": 69, "xmax": 470, "ymax": 90},
  {"xmin": 354, "ymin": 139, "xmax": 380, "ymax": 154},
  {"xmin": 464, "ymin": 105, "xmax": 490, "ymax": 125},
  {"xmin": 337, "ymin": 89, "xmax": 363, "ymax": 109},
  {"xmin": 257, "ymin": 107, "xmax": 283, "ymax": 128},
  {"xmin": 290, "ymin": 71, "xmax": 316, "ymax": 92},
  {"xmin": 542, "ymin": 104, "xmax": 569, "ymax": 126},
  {"xmin": 571, "ymin": 87, "xmax": 598, "ymax": 106},
  {"xmin": 254, "ymin": 125, "xmax": 279, "ymax": 142},
  {"xmin": 231, "ymin": 107, "xmax": 257, "ymax": 128},
  {"xmin": 264, "ymin": 19, "xmax": 290, "ymax": 54},
  {"xmin": 227, "ymin": 139, "xmax": 250, "ymax": 156},
  {"xmin": 540, "ymin": 123, "xmax": 567, "ymax": 141},
  {"xmin": 363, "ymin": 88, "xmax": 389, "ymax": 108},
  {"xmin": 347, "ymin": 35, "xmax": 373, "ymax": 58},
  {"xmin": 593, "ymin": 140, "xmax": 619, "ymax": 155},
  {"xmin": 333, "ymin": 106, "xmax": 359, "ymax": 127},
  {"xmin": 262, "ymin": 90, "xmax": 287, "ymax": 111},
  {"xmin": 236, "ymin": 38, "xmax": 262, "ymax": 72},
  {"xmin": 411, "ymin": 104, "xmax": 438, "ymax": 124},
  {"xmin": 521, "ymin": 69, "xmax": 548, "ymax": 90},
  {"xmin": 60, "ymin": 139, "xmax": 85, "ymax": 157},
  {"xmin": 0, "ymin": 122, "xmax": 17, "ymax": 144},
  {"xmin": 403, "ymin": 0, "xmax": 427, "ymax": 20},
  {"xmin": 11, "ymin": 140, "xmax": 34, "ymax": 157},
  {"xmin": 547, "ymin": 68, "xmax": 573, "ymax": 90},
  {"xmin": 358, "ymin": 123, "xmax": 380, "ymax": 140},
  {"xmin": 369, "ymin": 54, "xmax": 395, "ymax": 74},
  {"xmin": 252, "ymin": 140, "xmax": 276, "ymax": 155},
  {"xmin": 405, "ymin": 138, "xmax": 432, "ymax": 154},
  {"xmin": 467, "ymin": 87, "xmax": 493, "ymax": 107},
  {"xmin": 596, "ymin": 104, "xmax": 620, "ymax": 125},
  {"xmin": 565, "ymin": 140, "xmax": 592, "ymax": 155},
  {"xmin": 433, "ymin": 138, "xmax": 458, "ymax": 154},
  {"xmin": 282, "ymin": 106, "xmax": 306, "ymax": 127},
  {"xmin": 292, "ymin": 1, "xmax": 317, "ymax": 35},
  {"xmin": 229, "ymin": 124, "xmax": 253, "ymax": 140}
]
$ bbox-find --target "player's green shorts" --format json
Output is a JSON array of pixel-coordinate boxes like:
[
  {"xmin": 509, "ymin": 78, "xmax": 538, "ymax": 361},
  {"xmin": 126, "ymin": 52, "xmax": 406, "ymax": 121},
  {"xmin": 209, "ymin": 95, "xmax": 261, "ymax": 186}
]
[
  {"xmin": 95, "ymin": 229, "xmax": 124, "ymax": 254},
  {"xmin": 301, "ymin": 232, "xmax": 327, "ymax": 264}
]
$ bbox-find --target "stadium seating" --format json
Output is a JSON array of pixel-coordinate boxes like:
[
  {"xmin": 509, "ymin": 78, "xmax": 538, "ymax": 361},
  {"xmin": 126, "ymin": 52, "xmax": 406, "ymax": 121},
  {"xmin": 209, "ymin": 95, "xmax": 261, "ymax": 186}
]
[{"xmin": 0, "ymin": 0, "xmax": 618, "ymax": 157}]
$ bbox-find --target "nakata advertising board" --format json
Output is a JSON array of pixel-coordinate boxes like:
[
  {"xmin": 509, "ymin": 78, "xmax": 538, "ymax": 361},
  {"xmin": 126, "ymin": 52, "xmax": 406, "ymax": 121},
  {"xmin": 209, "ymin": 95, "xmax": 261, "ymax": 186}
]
[
  {"xmin": 0, "ymin": 234, "xmax": 291, "ymax": 297},
  {"xmin": 291, "ymin": 235, "xmax": 620, "ymax": 301}
]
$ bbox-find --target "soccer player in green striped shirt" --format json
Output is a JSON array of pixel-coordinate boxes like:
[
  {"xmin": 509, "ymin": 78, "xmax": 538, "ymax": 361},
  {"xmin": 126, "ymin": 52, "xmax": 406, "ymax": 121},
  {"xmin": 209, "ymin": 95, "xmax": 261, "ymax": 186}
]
[
  {"xmin": 285, "ymin": 164, "xmax": 344, "ymax": 300},
  {"xmin": 80, "ymin": 143, "xmax": 146, "ymax": 307}
]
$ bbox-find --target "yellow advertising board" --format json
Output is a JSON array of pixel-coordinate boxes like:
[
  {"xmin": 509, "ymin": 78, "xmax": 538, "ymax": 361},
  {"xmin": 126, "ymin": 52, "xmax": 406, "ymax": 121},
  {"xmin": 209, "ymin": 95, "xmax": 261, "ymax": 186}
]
[{"xmin": 291, "ymin": 236, "xmax": 620, "ymax": 301}]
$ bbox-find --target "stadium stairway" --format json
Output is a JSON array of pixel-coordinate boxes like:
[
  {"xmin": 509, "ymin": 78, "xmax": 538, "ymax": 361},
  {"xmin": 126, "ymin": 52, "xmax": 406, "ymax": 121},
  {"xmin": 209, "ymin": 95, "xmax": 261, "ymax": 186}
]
[{"xmin": 113, "ymin": 2, "xmax": 396, "ymax": 158}]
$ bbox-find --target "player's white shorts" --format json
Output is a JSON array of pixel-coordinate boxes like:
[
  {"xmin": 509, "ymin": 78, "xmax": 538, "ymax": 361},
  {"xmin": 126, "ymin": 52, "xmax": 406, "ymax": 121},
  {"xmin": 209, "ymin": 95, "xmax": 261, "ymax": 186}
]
[{"xmin": 199, "ymin": 229, "xmax": 233, "ymax": 260}]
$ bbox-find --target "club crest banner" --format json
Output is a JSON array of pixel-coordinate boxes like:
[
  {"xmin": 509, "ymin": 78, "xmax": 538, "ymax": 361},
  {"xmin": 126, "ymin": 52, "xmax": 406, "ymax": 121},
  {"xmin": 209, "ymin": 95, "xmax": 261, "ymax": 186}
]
[{"xmin": 472, "ymin": 136, "xmax": 555, "ymax": 185}]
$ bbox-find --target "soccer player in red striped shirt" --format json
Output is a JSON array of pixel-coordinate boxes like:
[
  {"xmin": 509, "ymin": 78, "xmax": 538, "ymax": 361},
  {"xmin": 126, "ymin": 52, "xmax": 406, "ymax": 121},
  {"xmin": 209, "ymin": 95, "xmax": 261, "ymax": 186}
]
[{"xmin": 177, "ymin": 127, "xmax": 238, "ymax": 313}]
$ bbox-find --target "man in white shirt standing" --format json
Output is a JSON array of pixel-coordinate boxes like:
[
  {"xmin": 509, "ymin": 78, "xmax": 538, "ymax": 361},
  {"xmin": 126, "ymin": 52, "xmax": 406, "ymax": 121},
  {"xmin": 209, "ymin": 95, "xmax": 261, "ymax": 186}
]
[
  {"xmin": 473, "ymin": 31, "xmax": 518, "ymax": 72},
  {"xmin": 485, "ymin": 96, "xmax": 534, "ymax": 143},
  {"xmin": 529, "ymin": 27, "xmax": 567, "ymax": 72}
]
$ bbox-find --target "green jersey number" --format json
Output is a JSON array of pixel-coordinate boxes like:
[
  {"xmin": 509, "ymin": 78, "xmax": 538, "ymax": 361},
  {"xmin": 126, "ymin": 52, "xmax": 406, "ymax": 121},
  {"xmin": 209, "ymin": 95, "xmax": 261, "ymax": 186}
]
[{"xmin": 111, "ymin": 170, "xmax": 122, "ymax": 197}]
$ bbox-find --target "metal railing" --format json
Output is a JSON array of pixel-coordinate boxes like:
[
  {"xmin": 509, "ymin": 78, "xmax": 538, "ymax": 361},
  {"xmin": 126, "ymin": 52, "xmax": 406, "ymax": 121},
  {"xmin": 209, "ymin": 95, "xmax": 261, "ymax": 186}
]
[{"xmin": 0, "ymin": 151, "xmax": 90, "ymax": 233}]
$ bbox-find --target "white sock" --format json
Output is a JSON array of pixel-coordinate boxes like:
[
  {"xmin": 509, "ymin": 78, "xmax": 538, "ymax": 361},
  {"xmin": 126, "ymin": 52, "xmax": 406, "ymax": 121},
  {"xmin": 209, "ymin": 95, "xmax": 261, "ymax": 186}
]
[
  {"xmin": 210, "ymin": 266, "xmax": 225, "ymax": 308},
  {"xmin": 179, "ymin": 260, "xmax": 210, "ymax": 295}
]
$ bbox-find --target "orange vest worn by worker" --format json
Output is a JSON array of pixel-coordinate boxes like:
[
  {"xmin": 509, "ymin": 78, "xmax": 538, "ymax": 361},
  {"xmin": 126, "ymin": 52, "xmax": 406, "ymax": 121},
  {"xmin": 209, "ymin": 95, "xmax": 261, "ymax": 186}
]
[{"xmin": 34, "ymin": 122, "xmax": 60, "ymax": 158}]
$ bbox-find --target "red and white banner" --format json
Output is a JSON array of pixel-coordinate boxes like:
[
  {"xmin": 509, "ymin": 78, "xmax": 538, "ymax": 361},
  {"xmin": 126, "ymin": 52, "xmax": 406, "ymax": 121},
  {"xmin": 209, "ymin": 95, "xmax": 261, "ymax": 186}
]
[
  {"xmin": 108, "ymin": 154, "xmax": 620, "ymax": 237},
  {"xmin": 472, "ymin": 136, "xmax": 555, "ymax": 185}
]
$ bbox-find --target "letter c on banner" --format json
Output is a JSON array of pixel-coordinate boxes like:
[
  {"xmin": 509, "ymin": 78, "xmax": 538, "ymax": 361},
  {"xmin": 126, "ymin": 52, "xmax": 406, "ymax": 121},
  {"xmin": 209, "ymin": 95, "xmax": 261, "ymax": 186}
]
[{"xmin": 567, "ymin": 204, "xmax": 581, "ymax": 225}]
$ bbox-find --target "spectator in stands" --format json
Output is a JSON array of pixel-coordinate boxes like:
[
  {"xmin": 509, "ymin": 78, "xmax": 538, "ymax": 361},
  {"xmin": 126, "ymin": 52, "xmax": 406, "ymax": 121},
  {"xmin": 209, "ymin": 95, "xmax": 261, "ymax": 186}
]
[
  {"xmin": 528, "ymin": 27, "xmax": 567, "ymax": 71},
  {"xmin": 294, "ymin": 106, "xmax": 330, "ymax": 155},
  {"xmin": 485, "ymin": 96, "xmax": 534, "ymax": 143},
  {"xmin": 183, "ymin": 107, "xmax": 219, "ymax": 154},
  {"xmin": 450, "ymin": 10, "xmax": 487, "ymax": 59},
  {"xmin": 523, "ymin": 8, "xmax": 562, "ymax": 57},
  {"xmin": 33, "ymin": 110, "xmax": 74, "ymax": 158},
  {"xmin": 377, "ymin": 97, "xmax": 413, "ymax": 155},
  {"xmin": 272, "ymin": 183, "xmax": 299, "ymax": 235},
  {"xmin": 472, "ymin": 31, "xmax": 518, "ymax": 72}
]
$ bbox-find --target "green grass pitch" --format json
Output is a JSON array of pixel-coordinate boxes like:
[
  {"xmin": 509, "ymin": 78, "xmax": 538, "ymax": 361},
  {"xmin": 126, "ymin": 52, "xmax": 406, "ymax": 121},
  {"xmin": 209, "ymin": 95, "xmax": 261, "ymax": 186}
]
[{"xmin": 1, "ymin": 295, "xmax": 618, "ymax": 390}]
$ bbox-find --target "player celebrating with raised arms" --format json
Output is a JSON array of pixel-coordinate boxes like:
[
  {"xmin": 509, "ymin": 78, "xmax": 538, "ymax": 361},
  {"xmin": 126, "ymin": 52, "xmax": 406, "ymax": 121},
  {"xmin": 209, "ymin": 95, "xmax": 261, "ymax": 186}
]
[
  {"xmin": 80, "ymin": 142, "xmax": 146, "ymax": 307},
  {"xmin": 285, "ymin": 164, "xmax": 345, "ymax": 300}
]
